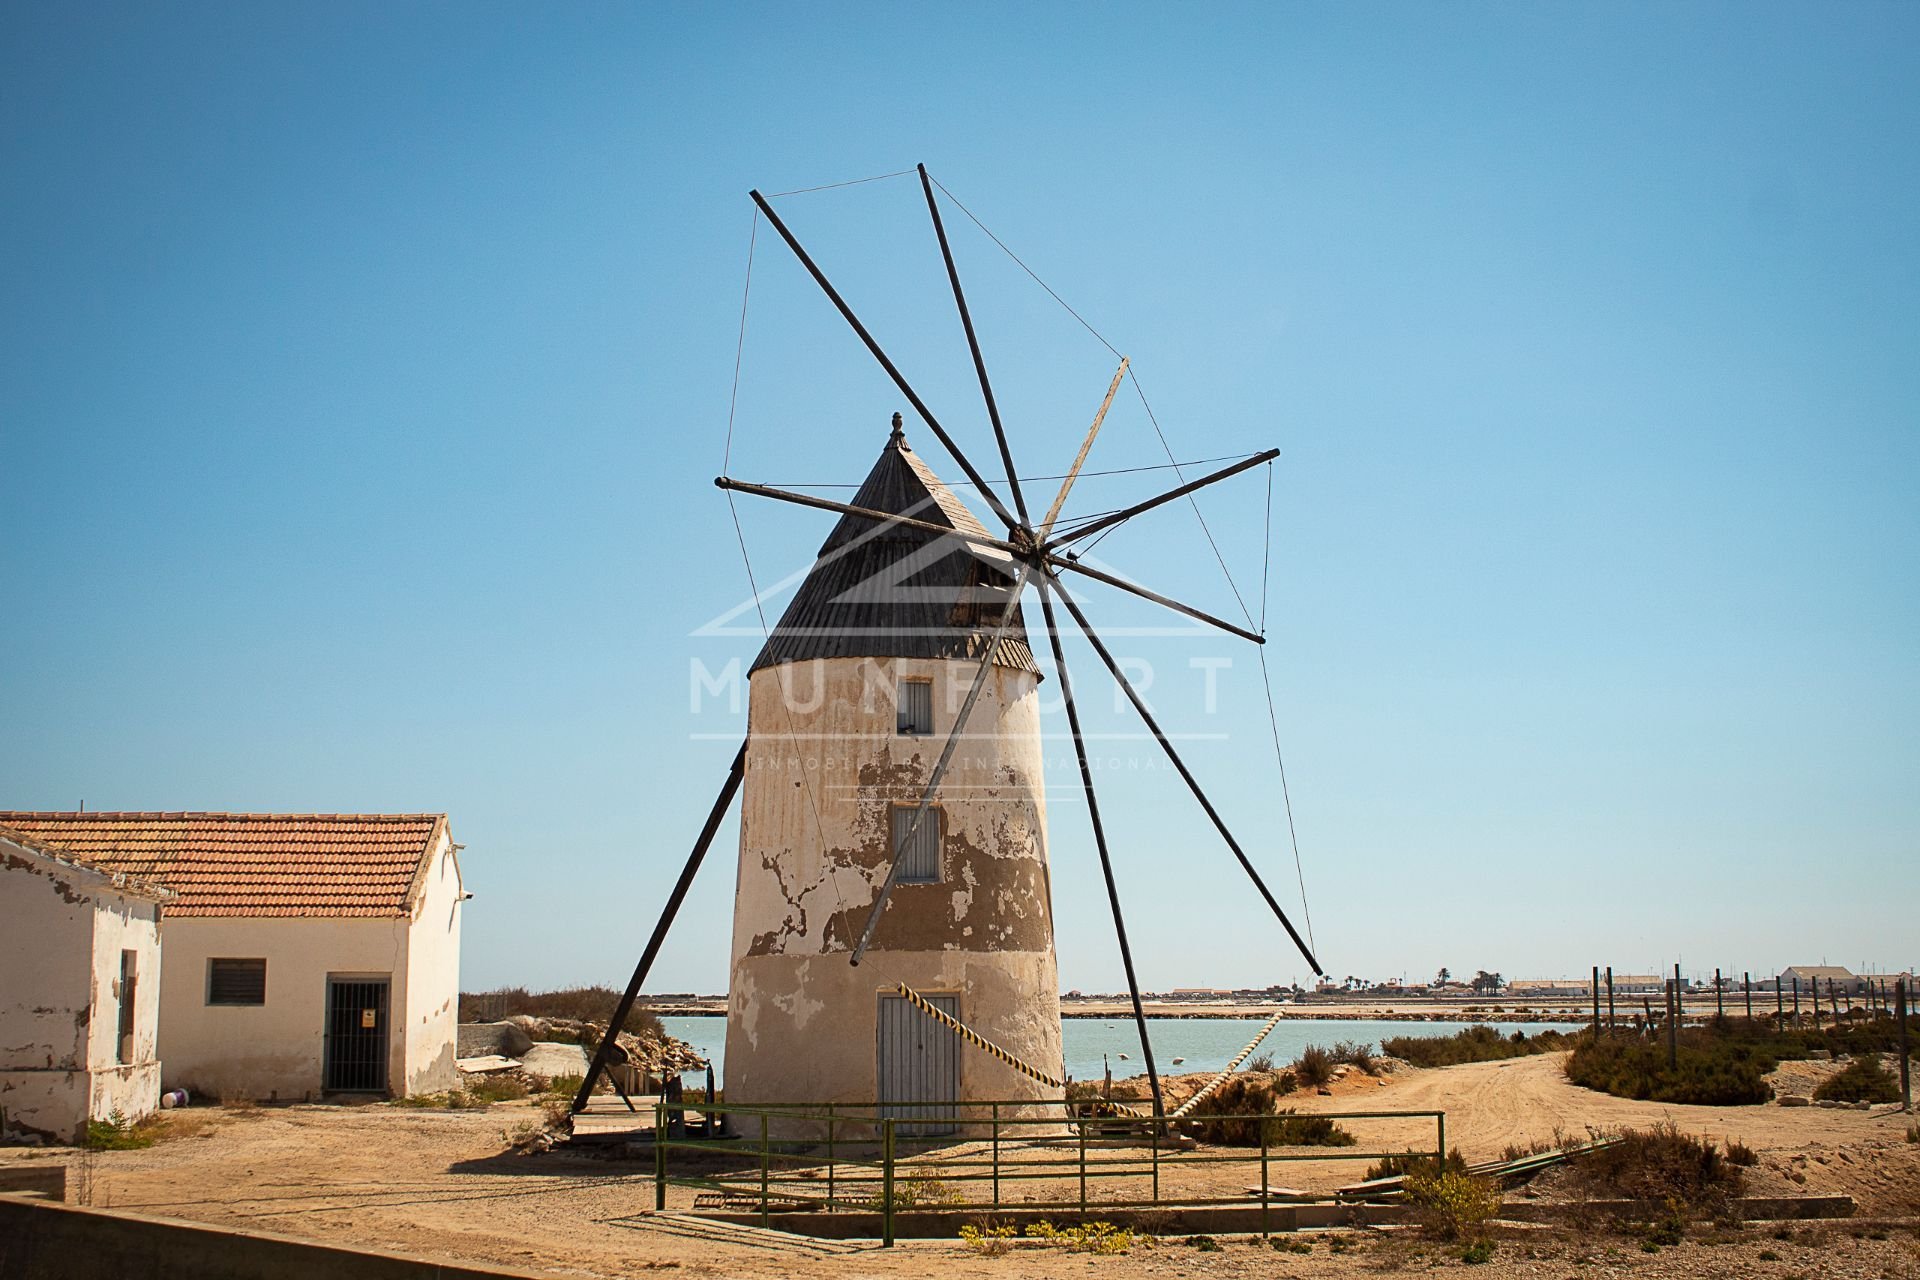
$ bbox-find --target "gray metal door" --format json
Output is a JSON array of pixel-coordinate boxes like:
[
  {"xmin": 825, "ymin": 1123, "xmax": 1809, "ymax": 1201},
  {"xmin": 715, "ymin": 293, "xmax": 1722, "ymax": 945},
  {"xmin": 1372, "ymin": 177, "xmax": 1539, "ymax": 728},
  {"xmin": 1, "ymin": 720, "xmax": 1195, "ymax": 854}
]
[{"xmin": 877, "ymin": 993, "xmax": 959, "ymax": 1136}]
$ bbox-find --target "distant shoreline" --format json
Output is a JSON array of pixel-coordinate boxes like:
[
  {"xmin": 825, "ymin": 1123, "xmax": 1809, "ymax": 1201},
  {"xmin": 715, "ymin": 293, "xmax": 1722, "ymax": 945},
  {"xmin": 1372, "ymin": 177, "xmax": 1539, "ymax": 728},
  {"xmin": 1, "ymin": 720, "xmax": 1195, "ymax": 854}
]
[{"xmin": 650, "ymin": 1000, "xmax": 1597, "ymax": 1024}]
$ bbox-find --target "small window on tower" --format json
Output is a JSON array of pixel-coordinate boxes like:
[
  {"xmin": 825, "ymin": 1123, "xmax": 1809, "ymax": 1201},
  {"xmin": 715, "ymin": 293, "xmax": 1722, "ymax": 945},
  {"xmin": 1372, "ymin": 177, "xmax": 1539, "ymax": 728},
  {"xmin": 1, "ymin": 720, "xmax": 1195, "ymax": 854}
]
[
  {"xmin": 890, "ymin": 805, "xmax": 943, "ymax": 884},
  {"xmin": 897, "ymin": 678, "xmax": 933, "ymax": 736}
]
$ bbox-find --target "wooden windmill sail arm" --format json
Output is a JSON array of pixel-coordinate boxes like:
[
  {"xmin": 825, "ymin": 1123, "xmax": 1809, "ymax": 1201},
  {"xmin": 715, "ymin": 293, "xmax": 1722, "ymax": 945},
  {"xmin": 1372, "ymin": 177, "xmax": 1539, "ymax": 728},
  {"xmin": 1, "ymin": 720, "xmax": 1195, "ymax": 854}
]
[
  {"xmin": 1031, "ymin": 575, "xmax": 1166, "ymax": 1122},
  {"xmin": 1037, "ymin": 357, "xmax": 1129, "ymax": 539},
  {"xmin": 919, "ymin": 164, "xmax": 1030, "ymax": 528},
  {"xmin": 1045, "ymin": 553, "xmax": 1264, "ymax": 645},
  {"xmin": 849, "ymin": 560, "xmax": 1036, "ymax": 966},
  {"xmin": 750, "ymin": 189, "xmax": 1023, "ymax": 535},
  {"xmin": 714, "ymin": 477, "xmax": 1026, "ymax": 559},
  {"xmin": 1044, "ymin": 569, "xmax": 1323, "ymax": 974},
  {"xmin": 1043, "ymin": 447, "xmax": 1280, "ymax": 553}
]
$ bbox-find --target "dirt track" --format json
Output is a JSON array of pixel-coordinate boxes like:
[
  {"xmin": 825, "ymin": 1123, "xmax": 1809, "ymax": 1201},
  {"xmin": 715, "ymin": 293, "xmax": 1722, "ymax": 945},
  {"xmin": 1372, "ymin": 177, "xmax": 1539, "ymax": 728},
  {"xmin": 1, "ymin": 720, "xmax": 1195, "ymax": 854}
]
[{"xmin": 3, "ymin": 1056, "xmax": 1916, "ymax": 1279}]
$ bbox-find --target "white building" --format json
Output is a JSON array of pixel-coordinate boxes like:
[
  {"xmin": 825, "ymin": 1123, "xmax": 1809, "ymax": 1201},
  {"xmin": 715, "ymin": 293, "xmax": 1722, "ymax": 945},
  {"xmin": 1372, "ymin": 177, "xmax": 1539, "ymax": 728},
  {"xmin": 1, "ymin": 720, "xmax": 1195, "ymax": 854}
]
[
  {"xmin": 0, "ymin": 812, "xmax": 464, "ymax": 1102},
  {"xmin": 1, "ymin": 825, "xmax": 169, "ymax": 1143}
]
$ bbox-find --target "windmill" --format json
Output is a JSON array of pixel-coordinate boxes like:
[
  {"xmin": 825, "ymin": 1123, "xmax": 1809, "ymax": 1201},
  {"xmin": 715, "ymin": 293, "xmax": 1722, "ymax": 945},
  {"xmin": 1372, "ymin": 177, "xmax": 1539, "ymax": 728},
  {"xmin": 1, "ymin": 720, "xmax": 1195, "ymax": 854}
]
[{"xmin": 574, "ymin": 165, "xmax": 1321, "ymax": 1125}]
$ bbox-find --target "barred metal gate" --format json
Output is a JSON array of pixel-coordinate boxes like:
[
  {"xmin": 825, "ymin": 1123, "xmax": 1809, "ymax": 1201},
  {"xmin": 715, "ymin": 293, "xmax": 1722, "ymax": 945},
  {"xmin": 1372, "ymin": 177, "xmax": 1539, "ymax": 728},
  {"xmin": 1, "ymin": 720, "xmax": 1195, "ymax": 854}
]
[
  {"xmin": 877, "ymin": 992, "xmax": 959, "ymax": 1136},
  {"xmin": 324, "ymin": 978, "xmax": 390, "ymax": 1093}
]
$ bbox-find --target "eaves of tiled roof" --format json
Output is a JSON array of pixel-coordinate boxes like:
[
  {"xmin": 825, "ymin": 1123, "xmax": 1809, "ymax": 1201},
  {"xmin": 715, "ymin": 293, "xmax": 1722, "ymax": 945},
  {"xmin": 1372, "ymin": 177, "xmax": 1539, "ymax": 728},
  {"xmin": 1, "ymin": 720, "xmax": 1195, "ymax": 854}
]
[{"xmin": 0, "ymin": 812, "xmax": 448, "ymax": 919}]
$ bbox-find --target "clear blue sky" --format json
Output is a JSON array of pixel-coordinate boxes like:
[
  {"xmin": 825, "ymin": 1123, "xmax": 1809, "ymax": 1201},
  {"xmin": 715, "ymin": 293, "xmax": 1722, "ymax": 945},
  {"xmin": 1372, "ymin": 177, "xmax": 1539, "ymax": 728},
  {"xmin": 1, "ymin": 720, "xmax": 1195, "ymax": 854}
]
[{"xmin": 5, "ymin": 4, "xmax": 1914, "ymax": 994}]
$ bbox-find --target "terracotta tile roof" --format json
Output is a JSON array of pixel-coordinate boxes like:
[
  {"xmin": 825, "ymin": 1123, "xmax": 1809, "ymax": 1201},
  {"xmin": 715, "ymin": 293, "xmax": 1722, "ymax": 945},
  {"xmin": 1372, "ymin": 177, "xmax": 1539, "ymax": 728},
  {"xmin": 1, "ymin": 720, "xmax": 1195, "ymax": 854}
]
[
  {"xmin": 0, "ymin": 812, "xmax": 446, "ymax": 918},
  {"xmin": 0, "ymin": 823, "xmax": 176, "ymax": 902}
]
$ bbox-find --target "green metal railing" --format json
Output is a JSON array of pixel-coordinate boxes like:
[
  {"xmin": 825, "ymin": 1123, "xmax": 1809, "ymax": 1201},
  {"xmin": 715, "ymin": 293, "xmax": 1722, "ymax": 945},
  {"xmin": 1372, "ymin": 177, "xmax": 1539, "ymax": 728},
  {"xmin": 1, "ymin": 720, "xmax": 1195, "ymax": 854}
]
[{"xmin": 645, "ymin": 1098, "xmax": 1446, "ymax": 1246}]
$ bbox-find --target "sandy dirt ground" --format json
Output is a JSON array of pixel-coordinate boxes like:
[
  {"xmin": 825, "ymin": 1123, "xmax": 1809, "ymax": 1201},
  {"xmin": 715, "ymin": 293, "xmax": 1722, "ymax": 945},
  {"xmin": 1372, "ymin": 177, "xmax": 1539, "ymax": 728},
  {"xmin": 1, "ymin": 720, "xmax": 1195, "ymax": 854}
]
[{"xmin": 4, "ymin": 1055, "xmax": 1916, "ymax": 1279}]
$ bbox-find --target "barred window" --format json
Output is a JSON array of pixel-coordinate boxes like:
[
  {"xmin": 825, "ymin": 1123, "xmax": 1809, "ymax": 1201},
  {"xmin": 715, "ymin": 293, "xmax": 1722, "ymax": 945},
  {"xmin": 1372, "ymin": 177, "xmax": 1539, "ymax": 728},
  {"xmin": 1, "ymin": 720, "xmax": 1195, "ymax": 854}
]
[
  {"xmin": 890, "ymin": 806, "xmax": 943, "ymax": 884},
  {"xmin": 208, "ymin": 958, "xmax": 266, "ymax": 1006},
  {"xmin": 897, "ymin": 678, "xmax": 933, "ymax": 736}
]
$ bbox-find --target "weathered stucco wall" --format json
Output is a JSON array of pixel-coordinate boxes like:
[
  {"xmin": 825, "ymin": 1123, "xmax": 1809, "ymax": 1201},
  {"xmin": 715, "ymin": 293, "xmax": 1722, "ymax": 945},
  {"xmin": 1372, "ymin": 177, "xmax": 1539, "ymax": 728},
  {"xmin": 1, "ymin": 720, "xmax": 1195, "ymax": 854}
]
[
  {"xmin": 0, "ymin": 840, "xmax": 163, "ymax": 1142},
  {"xmin": 401, "ymin": 835, "xmax": 463, "ymax": 1094},
  {"xmin": 157, "ymin": 836, "xmax": 461, "ymax": 1102},
  {"xmin": 157, "ymin": 916, "xmax": 412, "ymax": 1100},
  {"xmin": 726, "ymin": 656, "xmax": 1062, "ymax": 1113}
]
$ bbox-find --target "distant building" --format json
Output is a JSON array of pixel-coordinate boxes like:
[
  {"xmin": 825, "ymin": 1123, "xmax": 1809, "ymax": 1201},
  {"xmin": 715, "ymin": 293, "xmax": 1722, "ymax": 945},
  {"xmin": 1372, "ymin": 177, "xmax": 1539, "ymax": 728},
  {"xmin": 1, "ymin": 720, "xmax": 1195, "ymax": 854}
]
[
  {"xmin": 0, "ymin": 812, "xmax": 464, "ymax": 1102},
  {"xmin": 1605, "ymin": 974, "xmax": 1667, "ymax": 995},
  {"xmin": 1777, "ymin": 966, "xmax": 1864, "ymax": 996},
  {"xmin": 1509, "ymin": 978, "xmax": 1591, "ymax": 997},
  {"xmin": 1, "ymin": 825, "xmax": 170, "ymax": 1143}
]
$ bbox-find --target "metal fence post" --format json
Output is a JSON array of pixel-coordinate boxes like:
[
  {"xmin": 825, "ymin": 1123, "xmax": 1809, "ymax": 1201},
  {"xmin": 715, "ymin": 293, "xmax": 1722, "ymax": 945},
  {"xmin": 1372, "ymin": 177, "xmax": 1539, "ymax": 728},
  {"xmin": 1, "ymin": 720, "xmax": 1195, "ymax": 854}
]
[
  {"xmin": 991, "ymin": 1102, "xmax": 1001, "ymax": 1209},
  {"xmin": 883, "ymin": 1120, "xmax": 896, "ymax": 1247},
  {"xmin": 1260, "ymin": 1122, "xmax": 1270, "ymax": 1239},
  {"xmin": 1151, "ymin": 1118, "xmax": 1160, "ymax": 1202},
  {"xmin": 1436, "ymin": 1111, "xmax": 1446, "ymax": 1162},
  {"xmin": 1078, "ymin": 1114, "xmax": 1087, "ymax": 1217},
  {"xmin": 654, "ymin": 1099, "xmax": 667, "ymax": 1210}
]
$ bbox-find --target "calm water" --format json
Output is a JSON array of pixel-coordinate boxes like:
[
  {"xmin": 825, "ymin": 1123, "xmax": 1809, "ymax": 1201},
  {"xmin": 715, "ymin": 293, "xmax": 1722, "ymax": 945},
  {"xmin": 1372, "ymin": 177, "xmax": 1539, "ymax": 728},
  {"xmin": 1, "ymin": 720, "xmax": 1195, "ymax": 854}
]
[{"xmin": 660, "ymin": 1015, "xmax": 1566, "ymax": 1086}]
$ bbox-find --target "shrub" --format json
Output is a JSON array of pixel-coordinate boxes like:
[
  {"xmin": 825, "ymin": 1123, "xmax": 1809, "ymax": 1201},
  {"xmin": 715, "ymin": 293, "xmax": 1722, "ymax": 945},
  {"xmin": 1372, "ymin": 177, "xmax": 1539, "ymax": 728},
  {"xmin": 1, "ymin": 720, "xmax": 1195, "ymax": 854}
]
[
  {"xmin": 83, "ymin": 1111, "xmax": 157, "ymax": 1150},
  {"xmin": 1027, "ymin": 1221, "xmax": 1132, "ymax": 1254},
  {"xmin": 1184, "ymin": 1075, "xmax": 1354, "ymax": 1147},
  {"xmin": 1332, "ymin": 1041, "xmax": 1378, "ymax": 1075},
  {"xmin": 1246, "ymin": 1052, "xmax": 1276, "ymax": 1074},
  {"xmin": 1459, "ymin": 1238, "xmax": 1495, "ymax": 1264},
  {"xmin": 542, "ymin": 1073, "xmax": 584, "ymax": 1099},
  {"xmin": 1269, "ymin": 1109, "xmax": 1357, "ymax": 1148},
  {"xmin": 1726, "ymin": 1138, "xmax": 1757, "ymax": 1167},
  {"xmin": 1566, "ymin": 1035, "xmax": 1771, "ymax": 1105},
  {"xmin": 1568, "ymin": 1123, "xmax": 1745, "ymax": 1218},
  {"xmin": 1383, "ymin": 1025, "xmax": 1579, "ymax": 1068},
  {"xmin": 1365, "ymin": 1148, "xmax": 1469, "ymax": 1182},
  {"xmin": 959, "ymin": 1222, "xmax": 1017, "ymax": 1256},
  {"xmin": 1294, "ymin": 1045, "xmax": 1334, "ymax": 1088},
  {"xmin": 465, "ymin": 1075, "xmax": 530, "ymax": 1104},
  {"xmin": 868, "ymin": 1171, "xmax": 959, "ymax": 1211},
  {"xmin": 1813, "ymin": 1055, "xmax": 1899, "ymax": 1104},
  {"xmin": 1404, "ymin": 1168, "xmax": 1500, "ymax": 1241}
]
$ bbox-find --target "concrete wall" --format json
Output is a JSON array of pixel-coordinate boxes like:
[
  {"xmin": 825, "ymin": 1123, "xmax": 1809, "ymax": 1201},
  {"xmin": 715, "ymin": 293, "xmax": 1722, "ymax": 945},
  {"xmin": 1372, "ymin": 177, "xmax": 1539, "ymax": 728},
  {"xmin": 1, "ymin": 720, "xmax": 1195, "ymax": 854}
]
[
  {"xmin": 0, "ymin": 1195, "xmax": 563, "ymax": 1280},
  {"xmin": 156, "ymin": 834, "xmax": 461, "ymax": 1101},
  {"xmin": 0, "ymin": 843, "xmax": 163, "ymax": 1142},
  {"xmin": 726, "ymin": 655, "xmax": 1062, "ymax": 1117}
]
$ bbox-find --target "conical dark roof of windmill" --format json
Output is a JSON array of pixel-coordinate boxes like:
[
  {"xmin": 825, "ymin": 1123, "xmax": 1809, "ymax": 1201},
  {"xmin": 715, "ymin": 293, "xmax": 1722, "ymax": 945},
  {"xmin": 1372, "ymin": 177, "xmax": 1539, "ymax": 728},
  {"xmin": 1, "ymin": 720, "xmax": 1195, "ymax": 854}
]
[{"xmin": 749, "ymin": 419, "xmax": 1040, "ymax": 676}]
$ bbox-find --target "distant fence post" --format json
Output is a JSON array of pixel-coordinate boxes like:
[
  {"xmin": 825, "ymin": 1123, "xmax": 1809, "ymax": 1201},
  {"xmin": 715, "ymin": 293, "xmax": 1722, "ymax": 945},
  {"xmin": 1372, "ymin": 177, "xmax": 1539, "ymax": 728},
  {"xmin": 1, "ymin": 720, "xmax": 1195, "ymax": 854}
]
[
  {"xmin": 1666, "ymin": 979, "xmax": 1678, "ymax": 1070},
  {"xmin": 1715, "ymin": 968, "xmax": 1724, "ymax": 1021},
  {"xmin": 1793, "ymin": 977, "xmax": 1800, "ymax": 1022},
  {"xmin": 1897, "ymin": 979, "xmax": 1911, "ymax": 1112},
  {"xmin": 1592, "ymin": 966, "xmax": 1601, "ymax": 1038},
  {"xmin": 1744, "ymin": 972, "xmax": 1752, "ymax": 1021},
  {"xmin": 1606, "ymin": 966, "xmax": 1615, "ymax": 1031}
]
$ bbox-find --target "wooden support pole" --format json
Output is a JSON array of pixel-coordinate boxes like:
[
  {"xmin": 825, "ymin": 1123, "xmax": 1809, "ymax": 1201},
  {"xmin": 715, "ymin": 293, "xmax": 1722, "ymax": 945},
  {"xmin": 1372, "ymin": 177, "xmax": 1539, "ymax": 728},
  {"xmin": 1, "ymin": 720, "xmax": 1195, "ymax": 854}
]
[
  {"xmin": 1898, "ymin": 979, "xmax": 1911, "ymax": 1112},
  {"xmin": 1606, "ymin": 966, "xmax": 1615, "ymax": 1032},
  {"xmin": 1715, "ymin": 967, "xmax": 1724, "ymax": 1021},
  {"xmin": 1592, "ymin": 966, "xmax": 1601, "ymax": 1038},
  {"xmin": 1666, "ymin": 979, "xmax": 1679, "ymax": 1070},
  {"xmin": 1793, "ymin": 977, "xmax": 1800, "ymax": 1022},
  {"xmin": 573, "ymin": 741, "xmax": 748, "ymax": 1115},
  {"xmin": 1745, "ymin": 971, "xmax": 1752, "ymax": 1021}
]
